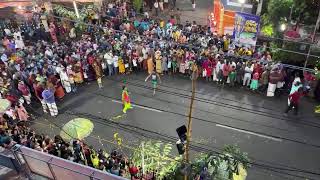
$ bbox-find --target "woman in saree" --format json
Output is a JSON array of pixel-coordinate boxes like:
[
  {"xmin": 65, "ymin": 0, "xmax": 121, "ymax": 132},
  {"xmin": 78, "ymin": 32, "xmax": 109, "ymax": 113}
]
[
  {"xmin": 73, "ymin": 61, "xmax": 84, "ymax": 84},
  {"xmin": 155, "ymin": 49, "xmax": 162, "ymax": 74},
  {"xmin": 147, "ymin": 54, "xmax": 154, "ymax": 74},
  {"xmin": 48, "ymin": 74, "xmax": 65, "ymax": 100},
  {"xmin": 118, "ymin": 57, "xmax": 125, "ymax": 74}
]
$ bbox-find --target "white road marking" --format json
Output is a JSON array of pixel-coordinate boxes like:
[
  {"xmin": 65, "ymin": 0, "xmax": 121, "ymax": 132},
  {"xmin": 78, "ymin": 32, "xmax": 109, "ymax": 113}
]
[
  {"xmin": 112, "ymin": 100, "xmax": 163, "ymax": 113},
  {"xmin": 216, "ymin": 124, "xmax": 283, "ymax": 142}
]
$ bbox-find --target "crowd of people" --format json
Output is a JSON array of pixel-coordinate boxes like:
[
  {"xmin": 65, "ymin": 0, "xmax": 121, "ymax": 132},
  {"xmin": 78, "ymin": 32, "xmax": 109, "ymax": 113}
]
[
  {"xmin": 0, "ymin": 0, "xmax": 319, "ymax": 179},
  {"xmin": 0, "ymin": 116, "xmax": 148, "ymax": 179}
]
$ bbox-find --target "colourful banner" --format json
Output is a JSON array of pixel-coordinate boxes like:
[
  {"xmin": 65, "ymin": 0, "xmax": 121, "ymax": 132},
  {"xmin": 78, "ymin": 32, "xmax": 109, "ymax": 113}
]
[{"xmin": 233, "ymin": 12, "xmax": 260, "ymax": 47}]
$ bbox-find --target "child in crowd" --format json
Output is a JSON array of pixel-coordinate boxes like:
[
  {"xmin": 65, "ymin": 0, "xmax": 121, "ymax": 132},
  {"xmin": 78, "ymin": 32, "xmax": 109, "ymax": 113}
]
[{"xmin": 250, "ymin": 71, "xmax": 259, "ymax": 91}]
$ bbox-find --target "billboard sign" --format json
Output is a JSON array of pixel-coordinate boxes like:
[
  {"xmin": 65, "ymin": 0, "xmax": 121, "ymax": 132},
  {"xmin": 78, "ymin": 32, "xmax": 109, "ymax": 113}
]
[{"xmin": 233, "ymin": 12, "xmax": 260, "ymax": 47}]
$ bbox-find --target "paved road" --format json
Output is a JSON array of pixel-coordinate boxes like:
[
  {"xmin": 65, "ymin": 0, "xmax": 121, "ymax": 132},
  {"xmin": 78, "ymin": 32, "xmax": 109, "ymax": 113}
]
[
  {"xmin": 175, "ymin": 0, "xmax": 212, "ymax": 25},
  {"xmin": 30, "ymin": 72, "xmax": 320, "ymax": 180},
  {"xmin": 147, "ymin": 0, "xmax": 212, "ymax": 25}
]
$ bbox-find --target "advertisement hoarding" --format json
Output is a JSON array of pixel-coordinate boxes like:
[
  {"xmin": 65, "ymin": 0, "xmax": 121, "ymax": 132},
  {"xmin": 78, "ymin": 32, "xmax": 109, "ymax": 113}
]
[{"xmin": 233, "ymin": 12, "xmax": 260, "ymax": 47}]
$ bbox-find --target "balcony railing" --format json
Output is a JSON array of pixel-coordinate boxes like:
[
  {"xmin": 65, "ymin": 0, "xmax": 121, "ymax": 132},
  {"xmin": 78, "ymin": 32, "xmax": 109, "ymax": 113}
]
[{"xmin": 0, "ymin": 144, "xmax": 127, "ymax": 180}]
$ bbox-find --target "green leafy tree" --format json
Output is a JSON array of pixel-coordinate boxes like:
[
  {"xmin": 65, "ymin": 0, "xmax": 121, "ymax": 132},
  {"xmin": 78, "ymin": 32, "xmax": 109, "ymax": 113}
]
[
  {"xmin": 53, "ymin": 5, "xmax": 99, "ymax": 33},
  {"xmin": 261, "ymin": 0, "xmax": 292, "ymax": 26},
  {"xmin": 131, "ymin": 141, "xmax": 182, "ymax": 179},
  {"xmin": 316, "ymin": 59, "xmax": 320, "ymax": 80},
  {"xmin": 261, "ymin": 24, "xmax": 274, "ymax": 37},
  {"xmin": 291, "ymin": 0, "xmax": 320, "ymax": 26},
  {"xmin": 260, "ymin": 0, "xmax": 320, "ymax": 64},
  {"xmin": 260, "ymin": 0, "xmax": 320, "ymax": 37},
  {"xmin": 170, "ymin": 145, "xmax": 250, "ymax": 180}
]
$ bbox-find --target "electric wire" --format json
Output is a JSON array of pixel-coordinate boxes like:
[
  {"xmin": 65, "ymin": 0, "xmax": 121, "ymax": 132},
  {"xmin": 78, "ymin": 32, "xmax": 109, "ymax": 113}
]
[
  {"xmin": 64, "ymin": 110, "xmax": 320, "ymax": 179},
  {"xmin": 104, "ymin": 75, "xmax": 320, "ymax": 129},
  {"xmin": 25, "ymin": 91, "xmax": 319, "ymax": 179},
  {"xmin": 27, "ymin": 83, "xmax": 316, "ymax": 178},
  {"xmin": 4, "ymin": 4, "xmax": 319, "ymax": 178},
  {"xmin": 93, "ymin": 91, "xmax": 320, "ymax": 149}
]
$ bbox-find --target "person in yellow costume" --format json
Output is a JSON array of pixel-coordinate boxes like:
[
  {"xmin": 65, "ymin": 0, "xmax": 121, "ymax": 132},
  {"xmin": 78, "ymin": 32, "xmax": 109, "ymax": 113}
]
[
  {"xmin": 118, "ymin": 57, "xmax": 125, "ymax": 74},
  {"xmin": 223, "ymin": 35, "xmax": 230, "ymax": 52},
  {"xmin": 159, "ymin": 19, "xmax": 165, "ymax": 28},
  {"xmin": 122, "ymin": 85, "xmax": 133, "ymax": 113},
  {"xmin": 173, "ymin": 30, "xmax": 181, "ymax": 42},
  {"xmin": 90, "ymin": 150, "xmax": 100, "ymax": 169},
  {"xmin": 177, "ymin": 48, "xmax": 184, "ymax": 63},
  {"xmin": 155, "ymin": 49, "xmax": 162, "ymax": 74}
]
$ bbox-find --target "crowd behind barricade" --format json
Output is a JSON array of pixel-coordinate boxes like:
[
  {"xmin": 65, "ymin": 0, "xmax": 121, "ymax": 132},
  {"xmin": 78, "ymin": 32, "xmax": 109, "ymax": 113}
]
[
  {"xmin": 0, "ymin": 0, "xmax": 319, "ymax": 179},
  {"xmin": 0, "ymin": 116, "xmax": 148, "ymax": 179}
]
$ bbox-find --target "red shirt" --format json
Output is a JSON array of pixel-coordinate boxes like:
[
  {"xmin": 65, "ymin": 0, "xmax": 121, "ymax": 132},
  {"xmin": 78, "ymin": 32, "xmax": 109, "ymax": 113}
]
[
  {"xmin": 18, "ymin": 83, "xmax": 30, "ymax": 96},
  {"xmin": 129, "ymin": 166, "xmax": 139, "ymax": 175},
  {"xmin": 222, "ymin": 64, "xmax": 230, "ymax": 77},
  {"xmin": 5, "ymin": 94, "xmax": 18, "ymax": 104},
  {"xmin": 289, "ymin": 91, "xmax": 304, "ymax": 104},
  {"xmin": 34, "ymin": 84, "xmax": 44, "ymax": 100},
  {"xmin": 169, "ymin": 19, "xmax": 176, "ymax": 25}
]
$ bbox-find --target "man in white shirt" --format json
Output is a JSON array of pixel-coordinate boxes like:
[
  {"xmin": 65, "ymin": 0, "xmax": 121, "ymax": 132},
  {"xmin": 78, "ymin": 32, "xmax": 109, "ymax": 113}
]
[
  {"xmin": 13, "ymin": 30, "xmax": 22, "ymax": 41},
  {"xmin": 104, "ymin": 51, "xmax": 114, "ymax": 76},
  {"xmin": 120, "ymin": 34, "xmax": 127, "ymax": 42},
  {"xmin": 142, "ymin": 46, "xmax": 149, "ymax": 60},
  {"xmin": 59, "ymin": 68, "xmax": 71, "ymax": 93},
  {"xmin": 93, "ymin": 43, "xmax": 99, "ymax": 51},
  {"xmin": 1, "ymin": 53, "xmax": 8, "ymax": 66},
  {"xmin": 15, "ymin": 36, "xmax": 25, "ymax": 49},
  {"xmin": 45, "ymin": 47, "xmax": 53, "ymax": 58},
  {"xmin": 215, "ymin": 60, "xmax": 223, "ymax": 83},
  {"xmin": 243, "ymin": 63, "xmax": 253, "ymax": 87},
  {"xmin": 113, "ymin": 54, "xmax": 119, "ymax": 75},
  {"xmin": 154, "ymin": 1, "xmax": 159, "ymax": 15},
  {"xmin": 4, "ymin": 28, "xmax": 11, "ymax": 36}
]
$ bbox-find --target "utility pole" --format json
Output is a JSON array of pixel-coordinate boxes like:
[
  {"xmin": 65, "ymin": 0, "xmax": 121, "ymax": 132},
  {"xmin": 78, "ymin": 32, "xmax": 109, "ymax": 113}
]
[
  {"xmin": 184, "ymin": 64, "xmax": 198, "ymax": 180},
  {"xmin": 239, "ymin": 0, "xmax": 245, "ymax": 13},
  {"xmin": 240, "ymin": 3, "xmax": 244, "ymax": 13},
  {"xmin": 304, "ymin": 8, "xmax": 320, "ymax": 71},
  {"xmin": 289, "ymin": 5, "xmax": 293, "ymax": 22},
  {"xmin": 256, "ymin": 0, "xmax": 263, "ymax": 16}
]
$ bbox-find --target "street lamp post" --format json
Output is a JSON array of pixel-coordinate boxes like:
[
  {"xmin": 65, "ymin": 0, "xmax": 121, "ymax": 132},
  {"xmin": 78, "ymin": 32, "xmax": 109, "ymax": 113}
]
[
  {"xmin": 280, "ymin": 23, "xmax": 287, "ymax": 32},
  {"xmin": 239, "ymin": 0, "xmax": 245, "ymax": 12},
  {"xmin": 73, "ymin": 1, "xmax": 80, "ymax": 19},
  {"xmin": 304, "ymin": 8, "xmax": 320, "ymax": 71},
  {"xmin": 256, "ymin": 0, "xmax": 263, "ymax": 16}
]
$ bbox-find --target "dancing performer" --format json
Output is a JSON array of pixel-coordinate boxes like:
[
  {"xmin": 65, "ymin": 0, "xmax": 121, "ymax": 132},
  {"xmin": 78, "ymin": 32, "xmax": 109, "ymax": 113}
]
[
  {"xmin": 122, "ymin": 85, "xmax": 133, "ymax": 113},
  {"xmin": 145, "ymin": 71, "xmax": 161, "ymax": 96}
]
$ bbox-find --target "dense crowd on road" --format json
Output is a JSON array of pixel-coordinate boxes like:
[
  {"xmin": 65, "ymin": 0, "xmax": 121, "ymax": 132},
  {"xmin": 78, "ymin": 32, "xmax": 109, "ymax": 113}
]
[{"xmin": 0, "ymin": 0, "xmax": 319, "ymax": 179}]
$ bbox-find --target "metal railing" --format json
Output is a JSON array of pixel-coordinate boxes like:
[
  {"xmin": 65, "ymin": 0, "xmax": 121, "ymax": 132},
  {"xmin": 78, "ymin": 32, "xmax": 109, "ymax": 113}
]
[{"xmin": 0, "ymin": 145, "xmax": 127, "ymax": 180}]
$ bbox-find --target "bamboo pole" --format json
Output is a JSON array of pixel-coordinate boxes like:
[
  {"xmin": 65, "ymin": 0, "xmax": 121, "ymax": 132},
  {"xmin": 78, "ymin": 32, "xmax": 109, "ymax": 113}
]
[{"xmin": 184, "ymin": 64, "xmax": 198, "ymax": 180}]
